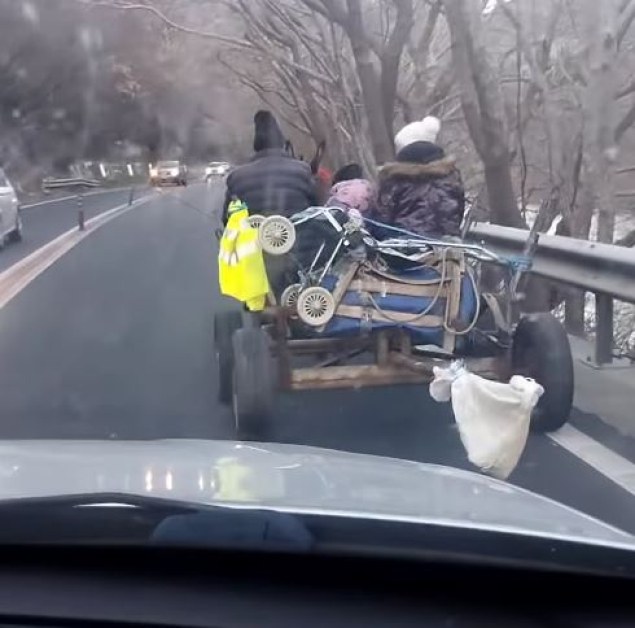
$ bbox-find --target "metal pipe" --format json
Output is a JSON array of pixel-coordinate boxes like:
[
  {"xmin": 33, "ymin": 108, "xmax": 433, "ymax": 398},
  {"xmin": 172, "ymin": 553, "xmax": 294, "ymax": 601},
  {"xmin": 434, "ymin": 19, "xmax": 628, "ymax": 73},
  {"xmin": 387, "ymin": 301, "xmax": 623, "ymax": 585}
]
[
  {"xmin": 317, "ymin": 237, "xmax": 345, "ymax": 284},
  {"xmin": 376, "ymin": 239, "xmax": 502, "ymax": 263}
]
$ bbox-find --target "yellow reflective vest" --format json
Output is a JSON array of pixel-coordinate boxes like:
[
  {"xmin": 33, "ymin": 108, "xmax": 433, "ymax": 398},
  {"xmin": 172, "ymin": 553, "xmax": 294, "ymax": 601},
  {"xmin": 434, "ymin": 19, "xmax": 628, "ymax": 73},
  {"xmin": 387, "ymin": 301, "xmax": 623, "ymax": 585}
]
[{"xmin": 218, "ymin": 200, "xmax": 270, "ymax": 311}]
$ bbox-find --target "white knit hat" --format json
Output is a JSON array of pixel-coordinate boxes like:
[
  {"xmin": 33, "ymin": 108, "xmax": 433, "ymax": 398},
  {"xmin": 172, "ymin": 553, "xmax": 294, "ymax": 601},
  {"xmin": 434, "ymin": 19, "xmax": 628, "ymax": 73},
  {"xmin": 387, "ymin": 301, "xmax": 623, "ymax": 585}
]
[{"xmin": 394, "ymin": 116, "xmax": 441, "ymax": 153}]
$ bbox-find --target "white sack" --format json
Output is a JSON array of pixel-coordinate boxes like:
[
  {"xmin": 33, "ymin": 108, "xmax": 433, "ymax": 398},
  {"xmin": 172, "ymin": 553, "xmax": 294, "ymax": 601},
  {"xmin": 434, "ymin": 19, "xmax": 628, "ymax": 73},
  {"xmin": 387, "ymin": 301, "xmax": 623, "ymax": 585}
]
[{"xmin": 430, "ymin": 362, "xmax": 544, "ymax": 480}]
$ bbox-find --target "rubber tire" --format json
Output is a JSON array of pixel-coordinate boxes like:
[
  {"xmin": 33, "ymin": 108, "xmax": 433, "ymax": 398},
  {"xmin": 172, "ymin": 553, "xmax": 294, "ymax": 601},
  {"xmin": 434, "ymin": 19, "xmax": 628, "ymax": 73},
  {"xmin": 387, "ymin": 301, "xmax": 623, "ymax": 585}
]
[
  {"xmin": 214, "ymin": 311, "xmax": 243, "ymax": 404},
  {"xmin": 511, "ymin": 313, "xmax": 574, "ymax": 432},
  {"xmin": 232, "ymin": 328, "xmax": 275, "ymax": 440}
]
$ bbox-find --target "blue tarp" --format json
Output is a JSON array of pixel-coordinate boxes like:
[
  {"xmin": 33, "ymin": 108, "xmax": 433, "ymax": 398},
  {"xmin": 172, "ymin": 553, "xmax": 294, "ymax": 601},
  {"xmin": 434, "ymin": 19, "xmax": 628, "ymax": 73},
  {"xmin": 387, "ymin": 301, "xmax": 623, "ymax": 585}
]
[{"xmin": 318, "ymin": 266, "xmax": 478, "ymax": 346}]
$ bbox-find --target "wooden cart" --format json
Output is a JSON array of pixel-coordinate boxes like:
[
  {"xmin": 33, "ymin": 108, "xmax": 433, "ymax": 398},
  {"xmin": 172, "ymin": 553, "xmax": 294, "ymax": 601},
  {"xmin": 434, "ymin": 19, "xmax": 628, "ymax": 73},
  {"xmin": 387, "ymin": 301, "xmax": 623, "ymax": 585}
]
[{"xmin": 214, "ymin": 251, "xmax": 574, "ymax": 441}]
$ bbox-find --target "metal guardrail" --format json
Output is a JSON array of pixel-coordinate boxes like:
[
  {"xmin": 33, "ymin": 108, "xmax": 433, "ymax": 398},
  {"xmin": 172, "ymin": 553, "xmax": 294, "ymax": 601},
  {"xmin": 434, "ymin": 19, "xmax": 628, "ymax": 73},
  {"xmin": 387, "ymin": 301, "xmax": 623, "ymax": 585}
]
[
  {"xmin": 468, "ymin": 223, "xmax": 635, "ymax": 303},
  {"xmin": 42, "ymin": 177, "xmax": 100, "ymax": 190},
  {"xmin": 467, "ymin": 222, "xmax": 635, "ymax": 365},
  {"xmin": 41, "ymin": 178, "xmax": 102, "ymax": 231},
  {"xmin": 39, "ymin": 178, "xmax": 138, "ymax": 232}
]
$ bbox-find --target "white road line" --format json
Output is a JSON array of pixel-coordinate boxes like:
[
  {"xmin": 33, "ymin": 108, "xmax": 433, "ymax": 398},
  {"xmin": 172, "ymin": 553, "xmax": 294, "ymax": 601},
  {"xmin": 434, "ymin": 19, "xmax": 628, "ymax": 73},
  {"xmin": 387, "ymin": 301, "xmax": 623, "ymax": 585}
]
[
  {"xmin": 549, "ymin": 425, "xmax": 635, "ymax": 496},
  {"xmin": 20, "ymin": 186, "xmax": 138, "ymax": 210},
  {"xmin": 0, "ymin": 193, "xmax": 154, "ymax": 311}
]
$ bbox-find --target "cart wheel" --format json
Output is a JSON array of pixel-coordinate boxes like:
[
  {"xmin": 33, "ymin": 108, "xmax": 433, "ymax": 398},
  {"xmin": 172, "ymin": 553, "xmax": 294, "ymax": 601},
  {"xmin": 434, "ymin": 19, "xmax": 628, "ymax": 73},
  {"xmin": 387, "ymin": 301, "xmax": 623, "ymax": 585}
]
[
  {"xmin": 232, "ymin": 328, "xmax": 276, "ymax": 440},
  {"xmin": 511, "ymin": 313, "xmax": 573, "ymax": 433},
  {"xmin": 214, "ymin": 311, "xmax": 243, "ymax": 404},
  {"xmin": 281, "ymin": 283, "xmax": 301, "ymax": 315},
  {"xmin": 259, "ymin": 215, "xmax": 296, "ymax": 255},
  {"xmin": 248, "ymin": 214, "xmax": 265, "ymax": 230},
  {"xmin": 297, "ymin": 287, "xmax": 336, "ymax": 327}
]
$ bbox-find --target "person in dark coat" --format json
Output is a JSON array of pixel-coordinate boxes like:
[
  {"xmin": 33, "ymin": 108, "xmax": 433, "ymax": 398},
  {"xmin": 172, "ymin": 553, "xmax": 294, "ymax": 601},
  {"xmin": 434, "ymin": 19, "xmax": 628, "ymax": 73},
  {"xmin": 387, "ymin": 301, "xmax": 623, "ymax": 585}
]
[
  {"xmin": 222, "ymin": 110, "xmax": 317, "ymax": 223},
  {"xmin": 223, "ymin": 111, "xmax": 317, "ymax": 298},
  {"xmin": 369, "ymin": 116, "xmax": 465, "ymax": 238}
]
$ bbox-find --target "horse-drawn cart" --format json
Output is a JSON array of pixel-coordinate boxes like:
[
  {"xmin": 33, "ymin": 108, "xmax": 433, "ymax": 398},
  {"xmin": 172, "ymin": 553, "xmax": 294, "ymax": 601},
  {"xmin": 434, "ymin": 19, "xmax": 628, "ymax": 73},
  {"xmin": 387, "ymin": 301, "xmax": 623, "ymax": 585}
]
[{"xmin": 215, "ymin": 208, "xmax": 574, "ymax": 441}]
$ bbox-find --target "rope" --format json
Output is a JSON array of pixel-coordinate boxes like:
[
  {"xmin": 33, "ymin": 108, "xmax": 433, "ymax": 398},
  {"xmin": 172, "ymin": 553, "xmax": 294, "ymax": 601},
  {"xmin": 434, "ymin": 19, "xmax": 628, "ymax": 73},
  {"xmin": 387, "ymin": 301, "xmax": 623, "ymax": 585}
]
[
  {"xmin": 363, "ymin": 216, "xmax": 443, "ymax": 242},
  {"xmin": 442, "ymin": 266, "xmax": 481, "ymax": 336},
  {"xmin": 362, "ymin": 248, "xmax": 450, "ymax": 324},
  {"xmin": 360, "ymin": 249, "xmax": 481, "ymax": 338},
  {"xmin": 505, "ymin": 255, "xmax": 533, "ymax": 272},
  {"xmin": 364, "ymin": 261, "xmax": 449, "ymax": 286}
]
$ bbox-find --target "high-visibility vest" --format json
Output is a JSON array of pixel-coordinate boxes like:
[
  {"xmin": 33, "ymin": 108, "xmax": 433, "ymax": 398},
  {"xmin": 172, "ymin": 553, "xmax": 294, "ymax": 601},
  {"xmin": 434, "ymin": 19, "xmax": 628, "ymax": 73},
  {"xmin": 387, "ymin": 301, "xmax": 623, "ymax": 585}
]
[{"xmin": 218, "ymin": 200, "xmax": 269, "ymax": 311}]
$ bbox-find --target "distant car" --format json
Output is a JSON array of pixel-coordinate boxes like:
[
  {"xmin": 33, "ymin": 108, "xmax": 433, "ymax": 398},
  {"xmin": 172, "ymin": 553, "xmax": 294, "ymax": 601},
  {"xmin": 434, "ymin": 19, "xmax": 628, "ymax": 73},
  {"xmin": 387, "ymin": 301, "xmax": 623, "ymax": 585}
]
[
  {"xmin": 150, "ymin": 161, "xmax": 187, "ymax": 186},
  {"xmin": 0, "ymin": 168, "xmax": 22, "ymax": 247},
  {"xmin": 205, "ymin": 161, "xmax": 231, "ymax": 180}
]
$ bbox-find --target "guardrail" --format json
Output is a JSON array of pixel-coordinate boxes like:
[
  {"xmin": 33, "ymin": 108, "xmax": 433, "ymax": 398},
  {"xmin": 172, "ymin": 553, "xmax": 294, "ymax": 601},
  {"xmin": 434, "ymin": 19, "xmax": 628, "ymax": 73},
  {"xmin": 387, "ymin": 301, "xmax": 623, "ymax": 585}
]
[
  {"xmin": 42, "ymin": 177, "xmax": 100, "ymax": 191},
  {"xmin": 467, "ymin": 222, "xmax": 635, "ymax": 365},
  {"xmin": 39, "ymin": 178, "xmax": 138, "ymax": 232}
]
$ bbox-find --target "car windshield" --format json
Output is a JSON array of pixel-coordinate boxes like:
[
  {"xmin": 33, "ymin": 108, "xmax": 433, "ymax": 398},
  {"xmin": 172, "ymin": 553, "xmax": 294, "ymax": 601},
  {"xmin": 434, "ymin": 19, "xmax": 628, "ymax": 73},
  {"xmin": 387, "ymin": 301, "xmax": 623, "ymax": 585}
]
[{"xmin": 0, "ymin": 0, "xmax": 633, "ymax": 559}]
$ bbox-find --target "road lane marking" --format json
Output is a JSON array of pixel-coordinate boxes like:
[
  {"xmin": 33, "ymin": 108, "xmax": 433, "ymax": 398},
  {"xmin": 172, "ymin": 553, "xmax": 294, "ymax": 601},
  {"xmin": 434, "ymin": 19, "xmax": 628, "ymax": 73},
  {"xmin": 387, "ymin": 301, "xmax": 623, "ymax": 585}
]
[
  {"xmin": 549, "ymin": 425, "xmax": 635, "ymax": 496},
  {"xmin": 21, "ymin": 186, "xmax": 142, "ymax": 210},
  {"xmin": 0, "ymin": 193, "xmax": 154, "ymax": 311}
]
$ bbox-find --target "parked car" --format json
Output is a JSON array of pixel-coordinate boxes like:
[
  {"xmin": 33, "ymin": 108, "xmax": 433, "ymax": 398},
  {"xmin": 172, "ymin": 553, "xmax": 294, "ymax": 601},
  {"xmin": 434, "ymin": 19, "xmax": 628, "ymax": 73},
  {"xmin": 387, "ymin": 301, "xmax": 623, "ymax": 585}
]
[
  {"xmin": 205, "ymin": 161, "xmax": 231, "ymax": 180},
  {"xmin": 0, "ymin": 168, "xmax": 22, "ymax": 247},
  {"xmin": 150, "ymin": 161, "xmax": 187, "ymax": 186}
]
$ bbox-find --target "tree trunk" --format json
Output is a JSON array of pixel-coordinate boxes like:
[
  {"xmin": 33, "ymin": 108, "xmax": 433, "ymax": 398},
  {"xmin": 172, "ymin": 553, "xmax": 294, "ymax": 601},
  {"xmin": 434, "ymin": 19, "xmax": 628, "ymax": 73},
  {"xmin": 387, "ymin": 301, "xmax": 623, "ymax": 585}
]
[
  {"xmin": 483, "ymin": 161, "xmax": 524, "ymax": 228},
  {"xmin": 378, "ymin": 0, "xmax": 413, "ymax": 144},
  {"xmin": 443, "ymin": 0, "xmax": 524, "ymax": 228},
  {"xmin": 352, "ymin": 50, "xmax": 394, "ymax": 163},
  {"xmin": 583, "ymin": 0, "xmax": 619, "ymax": 243},
  {"xmin": 344, "ymin": 0, "xmax": 395, "ymax": 164}
]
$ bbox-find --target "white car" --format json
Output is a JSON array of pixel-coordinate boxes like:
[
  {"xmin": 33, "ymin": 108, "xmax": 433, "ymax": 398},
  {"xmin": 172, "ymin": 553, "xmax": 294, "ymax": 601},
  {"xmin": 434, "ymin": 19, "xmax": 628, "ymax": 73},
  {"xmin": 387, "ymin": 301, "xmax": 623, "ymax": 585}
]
[
  {"xmin": 0, "ymin": 168, "xmax": 22, "ymax": 247},
  {"xmin": 150, "ymin": 160, "xmax": 187, "ymax": 187},
  {"xmin": 205, "ymin": 161, "xmax": 230, "ymax": 180}
]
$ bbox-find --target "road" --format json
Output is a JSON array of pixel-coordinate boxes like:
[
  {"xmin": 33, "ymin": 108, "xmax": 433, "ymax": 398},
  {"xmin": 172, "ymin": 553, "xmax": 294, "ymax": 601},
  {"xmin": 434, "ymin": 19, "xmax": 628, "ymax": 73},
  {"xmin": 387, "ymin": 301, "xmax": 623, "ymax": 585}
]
[
  {"xmin": 0, "ymin": 182, "xmax": 634, "ymax": 534},
  {"xmin": 1, "ymin": 188, "xmax": 141, "ymax": 273}
]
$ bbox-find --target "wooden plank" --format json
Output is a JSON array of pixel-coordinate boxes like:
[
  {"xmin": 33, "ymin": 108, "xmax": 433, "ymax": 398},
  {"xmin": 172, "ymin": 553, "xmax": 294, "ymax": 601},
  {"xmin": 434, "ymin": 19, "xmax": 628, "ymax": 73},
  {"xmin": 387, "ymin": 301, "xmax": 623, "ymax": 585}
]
[
  {"xmin": 284, "ymin": 337, "xmax": 370, "ymax": 354},
  {"xmin": 388, "ymin": 352, "xmax": 435, "ymax": 376},
  {"xmin": 390, "ymin": 352, "xmax": 505, "ymax": 380},
  {"xmin": 332, "ymin": 261, "xmax": 360, "ymax": 307},
  {"xmin": 289, "ymin": 364, "xmax": 429, "ymax": 390},
  {"xmin": 369, "ymin": 265, "xmax": 450, "ymax": 286},
  {"xmin": 443, "ymin": 259, "xmax": 462, "ymax": 353}
]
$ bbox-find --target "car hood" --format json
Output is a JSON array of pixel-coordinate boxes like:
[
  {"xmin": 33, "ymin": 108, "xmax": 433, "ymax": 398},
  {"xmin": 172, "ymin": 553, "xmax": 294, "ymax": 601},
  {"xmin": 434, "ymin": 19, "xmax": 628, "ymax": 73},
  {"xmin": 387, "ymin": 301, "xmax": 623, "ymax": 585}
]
[{"xmin": 0, "ymin": 439, "xmax": 630, "ymax": 545}]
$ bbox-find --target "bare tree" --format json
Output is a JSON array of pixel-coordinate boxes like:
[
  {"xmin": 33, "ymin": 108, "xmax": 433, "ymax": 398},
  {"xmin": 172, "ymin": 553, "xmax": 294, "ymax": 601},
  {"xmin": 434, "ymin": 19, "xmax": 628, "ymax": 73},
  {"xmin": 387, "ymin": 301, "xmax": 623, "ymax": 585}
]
[
  {"xmin": 442, "ymin": 0, "xmax": 524, "ymax": 228},
  {"xmin": 298, "ymin": 0, "xmax": 415, "ymax": 163}
]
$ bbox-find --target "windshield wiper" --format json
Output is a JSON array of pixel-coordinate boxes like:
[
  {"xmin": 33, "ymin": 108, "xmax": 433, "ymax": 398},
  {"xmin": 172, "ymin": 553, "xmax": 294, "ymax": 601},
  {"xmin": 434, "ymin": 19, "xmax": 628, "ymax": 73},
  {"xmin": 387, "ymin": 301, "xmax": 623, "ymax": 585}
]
[{"xmin": 0, "ymin": 492, "xmax": 314, "ymax": 551}]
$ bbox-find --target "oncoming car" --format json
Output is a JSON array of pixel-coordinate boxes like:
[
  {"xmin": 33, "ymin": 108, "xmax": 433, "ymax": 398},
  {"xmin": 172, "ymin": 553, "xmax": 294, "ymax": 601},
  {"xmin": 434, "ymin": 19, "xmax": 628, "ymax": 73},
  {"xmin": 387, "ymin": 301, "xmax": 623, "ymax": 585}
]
[
  {"xmin": 205, "ymin": 161, "xmax": 231, "ymax": 180},
  {"xmin": 0, "ymin": 167, "xmax": 22, "ymax": 247},
  {"xmin": 150, "ymin": 161, "xmax": 187, "ymax": 187}
]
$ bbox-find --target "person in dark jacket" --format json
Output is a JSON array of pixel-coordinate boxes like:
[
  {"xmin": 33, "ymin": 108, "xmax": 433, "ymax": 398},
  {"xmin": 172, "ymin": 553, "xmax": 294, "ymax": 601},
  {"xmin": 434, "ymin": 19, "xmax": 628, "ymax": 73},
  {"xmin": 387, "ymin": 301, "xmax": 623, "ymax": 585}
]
[
  {"xmin": 369, "ymin": 116, "xmax": 465, "ymax": 238},
  {"xmin": 222, "ymin": 110, "xmax": 317, "ymax": 223},
  {"xmin": 223, "ymin": 111, "xmax": 317, "ymax": 298}
]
